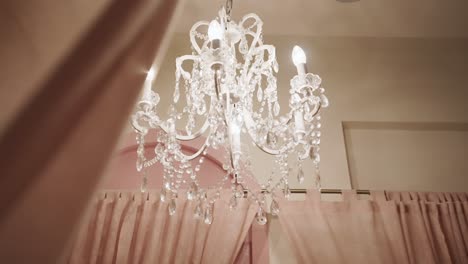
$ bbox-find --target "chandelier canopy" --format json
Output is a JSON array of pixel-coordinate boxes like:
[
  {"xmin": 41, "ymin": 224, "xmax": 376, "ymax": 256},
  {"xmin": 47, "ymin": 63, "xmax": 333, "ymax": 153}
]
[{"xmin": 132, "ymin": 1, "xmax": 329, "ymax": 225}]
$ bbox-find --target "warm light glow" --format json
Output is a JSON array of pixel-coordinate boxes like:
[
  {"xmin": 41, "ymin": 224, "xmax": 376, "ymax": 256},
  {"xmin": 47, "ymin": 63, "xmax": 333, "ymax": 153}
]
[
  {"xmin": 208, "ymin": 20, "xmax": 223, "ymax": 41},
  {"xmin": 292, "ymin": 45, "xmax": 307, "ymax": 66},
  {"xmin": 146, "ymin": 66, "xmax": 156, "ymax": 82},
  {"xmin": 229, "ymin": 122, "xmax": 241, "ymax": 135},
  {"xmin": 132, "ymin": 7, "xmax": 329, "ymax": 225}
]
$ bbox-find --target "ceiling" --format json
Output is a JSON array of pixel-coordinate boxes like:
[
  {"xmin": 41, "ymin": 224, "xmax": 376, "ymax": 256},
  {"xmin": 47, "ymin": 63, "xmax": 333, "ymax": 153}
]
[{"xmin": 175, "ymin": 0, "xmax": 468, "ymax": 38}]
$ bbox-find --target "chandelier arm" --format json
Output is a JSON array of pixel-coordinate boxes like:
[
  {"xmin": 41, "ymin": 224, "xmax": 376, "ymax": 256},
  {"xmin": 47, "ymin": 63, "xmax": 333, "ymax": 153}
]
[
  {"xmin": 161, "ymin": 95, "xmax": 216, "ymax": 141},
  {"xmin": 176, "ymin": 55, "xmax": 199, "ymax": 79},
  {"xmin": 132, "ymin": 114, "xmax": 148, "ymax": 134},
  {"xmin": 158, "ymin": 120, "xmax": 210, "ymax": 141},
  {"xmin": 189, "ymin": 21, "xmax": 210, "ymax": 55},
  {"xmin": 239, "ymin": 16, "xmax": 264, "ymax": 82},
  {"xmin": 174, "ymin": 138, "xmax": 209, "ymax": 161},
  {"xmin": 132, "ymin": 107, "xmax": 210, "ymax": 141},
  {"xmin": 239, "ymin": 14, "xmax": 263, "ymax": 54}
]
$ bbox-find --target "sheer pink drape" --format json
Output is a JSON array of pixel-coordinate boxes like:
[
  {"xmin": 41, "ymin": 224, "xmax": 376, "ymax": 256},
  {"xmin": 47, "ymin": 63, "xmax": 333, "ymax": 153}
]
[
  {"xmin": 68, "ymin": 191, "xmax": 257, "ymax": 264},
  {"xmin": 0, "ymin": 0, "xmax": 182, "ymax": 262},
  {"xmin": 278, "ymin": 190, "xmax": 468, "ymax": 264}
]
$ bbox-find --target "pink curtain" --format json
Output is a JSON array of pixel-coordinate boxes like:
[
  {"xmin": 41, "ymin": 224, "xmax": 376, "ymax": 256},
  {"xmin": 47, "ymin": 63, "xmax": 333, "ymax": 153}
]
[
  {"xmin": 68, "ymin": 191, "xmax": 257, "ymax": 264},
  {"xmin": 0, "ymin": 0, "xmax": 182, "ymax": 262},
  {"xmin": 278, "ymin": 190, "xmax": 468, "ymax": 264}
]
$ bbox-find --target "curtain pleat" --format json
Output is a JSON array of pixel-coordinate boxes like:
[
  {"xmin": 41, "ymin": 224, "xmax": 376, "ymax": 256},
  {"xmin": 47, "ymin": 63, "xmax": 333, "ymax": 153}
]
[
  {"xmin": 68, "ymin": 191, "xmax": 257, "ymax": 264},
  {"xmin": 278, "ymin": 190, "xmax": 468, "ymax": 264},
  {"xmin": 0, "ymin": 0, "xmax": 182, "ymax": 262}
]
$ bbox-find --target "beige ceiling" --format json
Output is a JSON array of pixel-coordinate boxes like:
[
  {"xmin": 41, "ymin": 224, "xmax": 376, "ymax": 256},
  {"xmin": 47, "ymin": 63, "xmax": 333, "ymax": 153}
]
[{"xmin": 175, "ymin": 0, "xmax": 468, "ymax": 37}]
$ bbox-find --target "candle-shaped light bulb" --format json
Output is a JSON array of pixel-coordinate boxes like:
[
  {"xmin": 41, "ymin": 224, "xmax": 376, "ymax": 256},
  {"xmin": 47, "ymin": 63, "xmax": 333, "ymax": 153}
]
[
  {"xmin": 229, "ymin": 121, "xmax": 241, "ymax": 168},
  {"xmin": 146, "ymin": 67, "xmax": 156, "ymax": 82},
  {"xmin": 142, "ymin": 66, "xmax": 156, "ymax": 101},
  {"xmin": 292, "ymin": 45, "xmax": 306, "ymax": 66},
  {"xmin": 292, "ymin": 45, "xmax": 307, "ymax": 75},
  {"xmin": 208, "ymin": 20, "xmax": 223, "ymax": 41}
]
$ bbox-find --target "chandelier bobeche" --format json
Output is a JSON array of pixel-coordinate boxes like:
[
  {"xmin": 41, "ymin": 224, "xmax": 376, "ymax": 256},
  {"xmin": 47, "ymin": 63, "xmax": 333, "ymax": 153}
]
[{"xmin": 132, "ymin": 2, "xmax": 329, "ymax": 225}]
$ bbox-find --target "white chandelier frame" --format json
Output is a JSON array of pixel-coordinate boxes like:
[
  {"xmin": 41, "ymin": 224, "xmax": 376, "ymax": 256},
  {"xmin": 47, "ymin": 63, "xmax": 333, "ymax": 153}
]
[{"xmin": 132, "ymin": 2, "xmax": 329, "ymax": 225}]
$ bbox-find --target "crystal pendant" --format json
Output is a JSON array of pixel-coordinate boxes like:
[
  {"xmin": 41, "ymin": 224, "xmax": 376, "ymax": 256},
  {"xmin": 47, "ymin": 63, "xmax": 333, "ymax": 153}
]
[
  {"xmin": 255, "ymin": 208, "xmax": 267, "ymax": 225},
  {"xmin": 168, "ymin": 198, "xmax": 177, "ymax": 216},
  {"xmin": 283, "ymin": 184, "xmax": 291, "ymax": 199},
  {"xmin": 257, "ymin": 87, "xmax": 263, "ymax": 102},
  {"xmin": 194, "ymin": 201, "xmax": 203, "ymax": 219},
  {"xmin": 309, "ymin": 146, "xmax": 320, "ymax": 161},
  {"xmin": 187, "ymin": 182, "xmax": 198, "ymax": 200},
  {"xmin": 136, "ymin": 158, "xmax": 143, "ymax": 172},
  {"xmin": 229, "ymin": 196, "xmax": 237, "ymax": 210},
  {"xmin": 266, "ymin": 132, "xmax": 277, "ymax": 147},
  {"xmin": 297, "ymin": 167, "xmax": 304, "ymax": 184},
  {"xmin": 235, "ymin": 184, "xmax": 244, "ymax": 198},
  {"xmin": 140, "ymin": 176, "xmax": 148, "ymax": 193},
  {"xmin": 320, "ymin": 94, "xmax": 329, "ymax": 107},
  {"xmin": 273, "ymin": 101, "xmax": 280, "ymax": 116},
  {"xmin": 239, "ymin": 38, "xmax": 248, "ymax": 54},
  {"xmin": 173, "ymin": 87, "xmax": 180, "ymax": 103},
  {"xmin": 160, "ymin": 188, "xmax": 167, "ymax": 202},
  {"xmin": 204, "ymin": 204, "xmax": 213, "ymax": 225},
  {"xmin": 270, "ymin": 198, "xmax": 280, "ymax": 216},
  {"xmin": 315, "ymin": 170, "xmax": 321, "ymax": 189}
]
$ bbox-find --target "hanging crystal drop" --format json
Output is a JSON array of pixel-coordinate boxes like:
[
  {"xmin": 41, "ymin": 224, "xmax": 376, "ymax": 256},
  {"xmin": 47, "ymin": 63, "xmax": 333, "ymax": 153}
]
[
  {"xmin": 266, "ymin": 132, "xmax": 277, "ymax": 147},
  {"xmin": 187, "ymin": 182, "xmax": 198, "ymax": 201},
  {"xmin": 164, "ymin": 181, "xmax": 171, "ymax": 190},
  {"xmin": 283, "ymin": 184, "xmax": 291, "ymax": 199},
  {"xmin": 309, "ymin": 146, "xmax": 319, "ymax": 160},
  {"xmin": 297, "ymin": 166, "xmax": 305, "ymax": 184},
  {"xmin": 168, "ymin": 198, "xmax": 177, "ymax": 216},
  {"xmin": 255, "ymin": 208, "xmax": 267, "ymax": 225},
  {"xmin": 270, "ymin": 198, "xmax": 280, "ymax": 216},
  {"xmin": 257, "ymin": 87, "xmax": 263, "ymax": 102},
  {"xmin": 229, "ymin": 196, "xmax": 238, "ymax": 210},
  {"xmin": 204, "ymin": 204, "xmax": 213, "ymax": 225},
  {"xmin": 273, "ymin": 101, "xmax": 280, "ymax": 116},
  {"xmin": 315, "ymin": 169, "xmax": 321, "ymax": 189},
  {"xmin": 235, "ymin": 184, "xmax": 244, "ymax": 198},
  {"xmin": 239, "ymin": 38, "xmax": 248, "ymax": 54},
  {"xmin": 140, "ymin": 175, "xmax": 148, "ymax": 193},
  {"xmin": 320, "ymin": 94, "xmax": 329, "ymax": 107},
  {"xmin": 160, "ymin": 187, "xmax": 167, "ymax": 202},
  {"xmin": 136, "ymin": 158, "xmax": 143, "ymax": 172},
  {"xmin": 173, "ymin": 86, "xmax": 180, "ymax": 103},
  {"xmin": 273, "ymin": 60, "xmax": 279, "ymax": 73},
  {"xmin": 194, "ymin": 201, "xmax": 203, "ymax": 219}
]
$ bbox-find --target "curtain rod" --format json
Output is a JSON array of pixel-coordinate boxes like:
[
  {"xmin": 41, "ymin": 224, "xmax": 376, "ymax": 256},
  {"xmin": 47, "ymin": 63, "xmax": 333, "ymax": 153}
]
[{"xmin": 246, "ymin": 188, "xmax": 371, "ymax": 195}]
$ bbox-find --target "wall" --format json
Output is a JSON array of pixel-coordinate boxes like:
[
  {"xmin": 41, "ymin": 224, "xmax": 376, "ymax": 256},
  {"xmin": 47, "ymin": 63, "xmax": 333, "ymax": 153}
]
[
  {"xmin": 130, "ymin": 34, "xmax": 468, "ymax": 263},
  {"xmin": 0, "ymin": 0, "xmax": 111, "ymax": 135}
]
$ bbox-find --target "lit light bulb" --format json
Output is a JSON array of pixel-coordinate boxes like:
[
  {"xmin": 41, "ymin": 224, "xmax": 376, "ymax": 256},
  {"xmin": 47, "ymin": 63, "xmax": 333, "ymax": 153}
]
[
  {"xmin": 208, "ymin": 20, "xmax": 223, "ymax": 41},
  {"xmin": 142, "ymin": 66, "xmax": 157, "ymax": 101},
  {"xmin": 229, "ymin": 122, "xmax": 241, "ymax": 166},
  {"xmin": 291, "ymin": 45, "xmax": 307, "ymax": 66},
  {"xmin": 146, "ymin": 66, "xmax": 156, "ymax": 82}
]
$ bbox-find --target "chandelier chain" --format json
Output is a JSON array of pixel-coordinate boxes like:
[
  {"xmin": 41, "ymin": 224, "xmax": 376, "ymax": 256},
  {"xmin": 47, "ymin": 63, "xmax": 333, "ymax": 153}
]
[{"xmin": 225, "ymin": 0, "xmax": 233, "ymax": 19}]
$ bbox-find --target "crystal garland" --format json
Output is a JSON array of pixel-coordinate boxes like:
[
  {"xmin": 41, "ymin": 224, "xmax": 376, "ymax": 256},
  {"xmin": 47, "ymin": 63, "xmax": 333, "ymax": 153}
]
[{"xmin": 131, "ymin": 5, "xmax": 329, "ymax": 225}]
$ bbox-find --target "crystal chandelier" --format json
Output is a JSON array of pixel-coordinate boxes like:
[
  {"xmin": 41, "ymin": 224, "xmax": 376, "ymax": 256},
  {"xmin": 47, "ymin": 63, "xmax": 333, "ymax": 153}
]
[{"xmin": 132, "ymin": 0, "xmax": 329, "ymax": 225}]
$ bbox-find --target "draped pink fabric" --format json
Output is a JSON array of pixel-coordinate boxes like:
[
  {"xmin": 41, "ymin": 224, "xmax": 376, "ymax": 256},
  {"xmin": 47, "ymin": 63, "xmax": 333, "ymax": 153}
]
[
  {"xmin": 278, "ymin": 190, "xmax": 468, "ymax": 264},
  {"xmin": 68, "ymin": 191, "xmax": 257, "ymax": 264},
  {"xmin": 0, "ymin": 0, "xmax": 182, "ymax": 262}
]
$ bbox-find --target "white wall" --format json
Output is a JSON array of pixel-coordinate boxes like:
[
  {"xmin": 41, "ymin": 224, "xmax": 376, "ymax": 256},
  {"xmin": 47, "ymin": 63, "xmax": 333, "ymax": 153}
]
[{"xmin": 144, "ymin": 34, "xmax": 468, "ymax": 263}]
